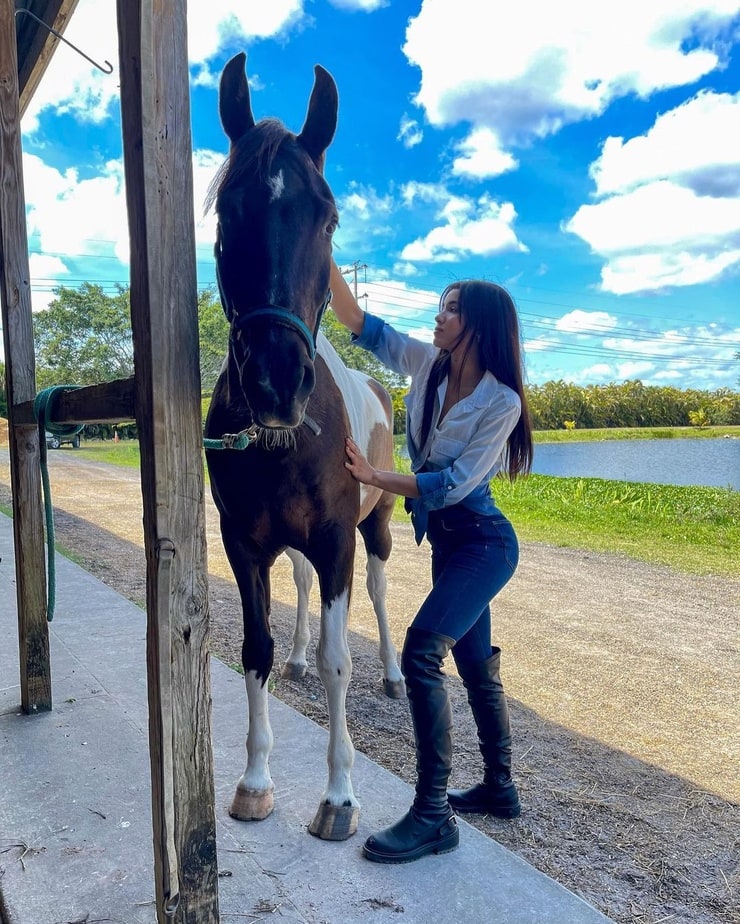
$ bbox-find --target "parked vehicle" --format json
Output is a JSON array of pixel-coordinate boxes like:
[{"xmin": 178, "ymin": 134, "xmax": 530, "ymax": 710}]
[{"xmin": 45, "ymin": 431, "xmax": 81, "ymax": 449}]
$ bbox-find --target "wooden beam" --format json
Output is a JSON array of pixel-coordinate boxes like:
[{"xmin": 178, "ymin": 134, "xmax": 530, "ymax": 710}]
[
  {"xmin": 117, "ymin": 2, "xmax": 219, "ymax": 921},
  {"xmin": 0, "ymin": 0, "xmax": 51, "ymax": 713},
  {"xmin": 13, "ymin": 377, "xmax": 137, "ymax": 426},
  {"xmin": 17, "ymin": 0, "xmax": 81, "ymax": 117}
]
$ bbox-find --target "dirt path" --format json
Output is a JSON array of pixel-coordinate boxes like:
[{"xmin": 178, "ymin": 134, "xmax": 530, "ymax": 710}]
[{"xmin": 1, "ymin": 446, "xmax": 738, "ymax": 924}]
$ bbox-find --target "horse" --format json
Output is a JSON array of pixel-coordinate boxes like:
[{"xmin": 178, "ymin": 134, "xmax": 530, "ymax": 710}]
[{"xmin": 204, "ymin": 52, "xmax": 403, "ymax": 841}]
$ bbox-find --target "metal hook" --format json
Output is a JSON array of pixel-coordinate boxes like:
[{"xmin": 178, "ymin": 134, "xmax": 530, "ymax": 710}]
[{"xmin": 15, "ymin": 8, "xmax": 114, "ymax": 75}]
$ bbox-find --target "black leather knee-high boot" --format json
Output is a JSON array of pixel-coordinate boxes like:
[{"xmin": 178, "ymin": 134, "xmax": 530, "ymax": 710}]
[
  {"xmin": 447, "ymin": 648, "xmax": 521, "ymax": 818},
  {"xmin": 362, "ymin": 627, "xmax": 459, "ymax": 863}
]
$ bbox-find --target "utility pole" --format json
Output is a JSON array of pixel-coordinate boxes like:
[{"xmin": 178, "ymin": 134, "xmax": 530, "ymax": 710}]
[{"xmin": 340, "ymin": 261, "xmax": 367, "ymax": 301}]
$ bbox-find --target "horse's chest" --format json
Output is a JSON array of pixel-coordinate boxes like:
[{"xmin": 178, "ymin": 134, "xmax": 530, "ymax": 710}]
[{"xmin": 209, "ymin": 447, "xmax": 350, "ymax": 532}]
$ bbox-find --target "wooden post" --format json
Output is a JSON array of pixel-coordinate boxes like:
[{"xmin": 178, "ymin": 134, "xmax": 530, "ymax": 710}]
[
  {"xmin": 116, "ymin": 2, "xmax": 219, "ymax": 921},
  {"xmin": 0, "ymin": 0, "xmax": 52, "ymax": 713}
]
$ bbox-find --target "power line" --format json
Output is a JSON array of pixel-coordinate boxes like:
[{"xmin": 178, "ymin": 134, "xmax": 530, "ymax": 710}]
[{"xmin": 18, "ymin": 249, "xmax": 739, "ymax": 372}]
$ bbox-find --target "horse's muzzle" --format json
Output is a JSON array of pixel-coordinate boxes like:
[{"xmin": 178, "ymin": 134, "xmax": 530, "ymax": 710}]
[{"xmin": 238, "ymin": 349, "xmax": 316, "ymax": 430}]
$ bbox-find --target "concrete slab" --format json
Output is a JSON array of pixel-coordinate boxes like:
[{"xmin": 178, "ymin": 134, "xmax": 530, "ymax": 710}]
[{"xmin": 0, "ymin": 512, "xmax": 612, "ymax": 923}]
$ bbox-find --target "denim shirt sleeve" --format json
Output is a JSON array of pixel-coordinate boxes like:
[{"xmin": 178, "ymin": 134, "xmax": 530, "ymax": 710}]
[
  {"xmin": 414, "ymin": 469, "xmax": 455, "ymax": 508},
  {"xmin": 351, "ymin": 312, "xmax": 434, "ymax": 378}
]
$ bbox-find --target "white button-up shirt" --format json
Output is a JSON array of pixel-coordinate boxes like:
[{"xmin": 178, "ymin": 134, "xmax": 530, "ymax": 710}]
[{"xmin": 353, "ymin": 313, "xmax": 521, "ymax": 542}]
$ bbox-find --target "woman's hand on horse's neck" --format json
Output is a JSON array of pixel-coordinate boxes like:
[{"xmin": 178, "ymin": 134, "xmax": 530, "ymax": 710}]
[{"xmin": 329, "ymin": 260, "xmax": 365, "ymax": 336}]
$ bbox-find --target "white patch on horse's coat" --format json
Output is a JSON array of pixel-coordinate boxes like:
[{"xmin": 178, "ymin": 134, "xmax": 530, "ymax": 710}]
[
  {"xmin": 268, "ymin": 170, "xmax": 285, "ymax": 202},
  {"xmin": 316, "ymin": 332, "xmax": 389, "ymax": 510},
  {"xmin": 238, "ymin": 670, "xmax": 274, "ymax": 793},
  {"xmin": 314, "ymin": 589, "xmax": 360, "ymax": 807},
  {"xmin": 366, "ymin": 555, "xmax": 404, "ymax": 685},
  {"xmin": 284, "ymin": 547, "xmax": 314, "ymax": 673}
]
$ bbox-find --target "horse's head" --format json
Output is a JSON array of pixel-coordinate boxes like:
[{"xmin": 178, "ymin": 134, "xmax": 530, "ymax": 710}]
[{"xmin": 212, "ymin": 52, "xmax": 339, "ymax": 429}]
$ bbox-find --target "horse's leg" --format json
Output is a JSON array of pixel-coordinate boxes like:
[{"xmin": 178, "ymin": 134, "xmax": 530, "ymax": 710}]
[
  {"xmin": 221, "ymin": 526, "xmax": 276, "ymax": 822},
  {"xmin": 307, "ymin": 531, "xmax": 360, "ymax": 841},
  {"xmin": 358, "ymin": 503, "xmax": 405, "ymax": 699},
  {"xmin": 282, "ymin": 548, "xmax": 314, "ymax": 681},
  {"xmin": 365, "ymin": 554, "xmax": 406, "ymax": 699}
]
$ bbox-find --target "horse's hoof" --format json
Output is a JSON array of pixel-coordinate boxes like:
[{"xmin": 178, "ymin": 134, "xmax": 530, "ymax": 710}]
[
  {"xmin": 383, "ymin": 677, "xmax": 406, "ymax": 699},
  {"xmin": 281, "ymin": 661, "xmax": 307, "ymax": 681},
  {"xmin": 229, "ymin": 786, "xmax": 274, "ymax": 821},
  {"xmin": 308, "ymin": 803, "xmax": 359, "ymax": 840}
]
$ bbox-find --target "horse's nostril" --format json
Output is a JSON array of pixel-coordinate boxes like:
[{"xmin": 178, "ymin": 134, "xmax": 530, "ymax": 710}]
[{"xmin": 300, "ymin": 360, "xmax": 316, "ymax": 399}]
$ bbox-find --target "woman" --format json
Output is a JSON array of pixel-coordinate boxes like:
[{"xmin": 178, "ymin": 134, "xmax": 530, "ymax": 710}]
[{"xmin": 329, "ymin": 260, "xmax": 533, "ymax": 864}]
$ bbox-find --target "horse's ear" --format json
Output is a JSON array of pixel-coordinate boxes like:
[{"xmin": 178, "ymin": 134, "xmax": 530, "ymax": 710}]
[
  {"xmin": 219, "ymin": 52, "xmax": 256, "ymax": 146},
  {"xmin": 297, "ymin": 65, "xmax": 338, "ymax": 169}
]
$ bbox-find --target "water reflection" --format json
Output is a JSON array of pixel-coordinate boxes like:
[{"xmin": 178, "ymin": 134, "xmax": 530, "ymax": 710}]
[{"xmin": 532, "ymin": 438, "xmax": 739, "ymax": 490}]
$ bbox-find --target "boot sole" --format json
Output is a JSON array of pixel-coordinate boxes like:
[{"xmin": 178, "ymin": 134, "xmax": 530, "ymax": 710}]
[
  {"xmin": 449, "ymin": 802, "xmax": 521, "ymax": 819},
  {"xmin": 362, "ymin": 831, "xmax": 460, "ymax": 864}
]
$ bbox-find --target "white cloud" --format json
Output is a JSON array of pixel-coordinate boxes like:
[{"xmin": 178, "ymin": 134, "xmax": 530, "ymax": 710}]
[
  {"xmin": 23, "ymin": 153, "xmax": 129, "ymax": 266},
  {"xmin": 451, "ymin": 127, "xmax": 518, "ymax": 179},
  {"xmin": 193, "ymin": 149, "xmax": 226, "ymax": 242},
  {"xmin": 327, "ymin": 0, "xmax": 388, "ymax": 10},
  {"xmin": 362, "ymin": 280, "xmax": 438, "ymax": 326},
  {"xmin": 579, "ymin": 363, "xmax": 613, "ymax": 380},
  {"xmin": 524, "ymin": 336, "xmax": 555, "ymax": 353},
  {"xmin": 392, "ymin": 261, "xmax": 421, "ymax": 277},
  {"xmin": 28, "ymin": 254, "xmax": 70, "ymax": 312},
  {"xmin": 29, "ymin": 253, "xmax": 69, "ymax": 279},
  {"xmin": 403, "ymin": 0, "xmax": 737, "ymax": 145},
  {"xmin": 21, "ymin": 0, "xmax": 119, "ymax": 133},
  {"xmin": 398, "ymin": 115, "xmax": 423, "ymax": 149},
  {"xmin": 401, "ymin": 181, "xmax": 449, "ymax": 205},
  {"xmin": 400, "ymin": 194, "xmax": 528, "ymax": 263},
  {"xmin": 603, "ymin": 325, "xmax": 740, "ymax": 359},
  {"xmin": 340, "ymin": 184, "xmax": 394, "ymax": 219},
  {"xmin": 401, "ymin": 1, "xmax": 739, "ymax": 298},
  {"xmin": 187, "ymin": 0, "xmax": 307, "ymax": 65},
  {"xmin": 570, "ymin": 180, "xmax": 739, "ymax": 251},
  {"xmin": 591, "ymin": 91, "xmax": 740, "ymax": 197},
  {"xmin": 600, "ymin": 250, "xmax": 740, "ymax": 293},
  {"xmin": 523, "ymin": 315, "xmax": 740, "ymax": 388},
  {"xmin": 566, "ymin": 90, "xmax": 740, "ymax": 293},
  {"xmin": 21, "ymin": 0, "xmax": 308, "ymax": 133},
  {"xmin": 333, "ymin": 183, "xmax": 396, "ymax": 250},
  {"xmin": 566, "ymin": 180, "xmax": 740, "ymax": 293},
  {"xmin": 22, "ymin": 147, "xmax": 234, "ymax": 298},
  {"xmin": 555, "ymin": 310, "xmax": 619, "ymax": 334}
]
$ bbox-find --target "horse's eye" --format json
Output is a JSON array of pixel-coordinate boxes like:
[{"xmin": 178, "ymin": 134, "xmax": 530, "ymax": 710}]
[{"xmin": 326, "ymin": 218, "xmax": 338, "ymax": 236}]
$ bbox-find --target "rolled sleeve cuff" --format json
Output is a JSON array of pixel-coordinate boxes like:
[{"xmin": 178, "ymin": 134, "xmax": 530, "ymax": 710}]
[
  {"xmin": 407, "ymin": 471, "xmax": 454, "ymax": 544},
  {"xmin": 415, "ymin": 470, "xmax": 455, "ymax": 511},
  {"xmin": 350, "ymin": 312, "xmax": 385, "ymax": 350}
]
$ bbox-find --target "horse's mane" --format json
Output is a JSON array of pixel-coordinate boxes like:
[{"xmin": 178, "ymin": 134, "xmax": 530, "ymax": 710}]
[{"xmin": 205, "ymin": 119, "xmax": 295, "ymax": 214}]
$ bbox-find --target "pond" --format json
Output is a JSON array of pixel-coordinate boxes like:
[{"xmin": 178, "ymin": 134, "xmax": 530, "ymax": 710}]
[{"xmin": 532, "ymin": 437, "xmax": 739, "ymax": 490}]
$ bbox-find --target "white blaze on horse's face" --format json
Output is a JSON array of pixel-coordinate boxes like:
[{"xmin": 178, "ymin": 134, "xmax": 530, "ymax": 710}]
[{"xmin": 268, "ymin": 170, "xmax": 285, "ymax": 202}]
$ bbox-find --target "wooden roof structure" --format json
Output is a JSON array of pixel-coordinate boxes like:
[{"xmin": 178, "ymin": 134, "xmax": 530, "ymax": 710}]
[{"xmin": 1, "ymin": 2, "xmax": 219, "ymax": 919}]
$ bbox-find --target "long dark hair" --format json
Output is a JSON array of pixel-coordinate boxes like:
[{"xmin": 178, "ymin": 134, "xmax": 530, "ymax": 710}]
[{"xmin": 418, "ymin": 280, "xmax": 533, "ymax": 479}]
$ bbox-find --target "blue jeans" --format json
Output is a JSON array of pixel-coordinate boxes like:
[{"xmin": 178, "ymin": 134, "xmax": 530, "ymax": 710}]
[{"xmin": 411, "ymin": 506, "xmax": 519, "ymax": 664}]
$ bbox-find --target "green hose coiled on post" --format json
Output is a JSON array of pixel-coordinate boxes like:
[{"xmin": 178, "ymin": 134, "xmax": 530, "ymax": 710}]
[{"xmin": 33, "ymin": 386, "xmax": 84, "ymax": 622}]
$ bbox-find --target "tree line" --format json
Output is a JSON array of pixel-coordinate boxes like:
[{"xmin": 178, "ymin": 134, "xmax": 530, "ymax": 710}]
[
  {"xmin": 1, "ymin": 283, "xmax": 737, "ymax": 432},
  {"xmin": 526, "ymin": 379, "xmax": 740, "ymax": 430}
]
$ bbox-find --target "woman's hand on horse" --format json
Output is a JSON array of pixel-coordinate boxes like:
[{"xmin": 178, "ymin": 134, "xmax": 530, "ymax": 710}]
[
  {"xmin": 345, "ymin": 437, "xmax": 377, "ymax": 485},
  {"xmin": 345, "ymin": 438, "xmax": 422, "ymax": 499}
]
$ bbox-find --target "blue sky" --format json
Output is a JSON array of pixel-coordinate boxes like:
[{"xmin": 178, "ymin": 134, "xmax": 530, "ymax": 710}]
[{"xmin": 15, "ymin": 0, "xmax": 740, "ymax": 391}]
